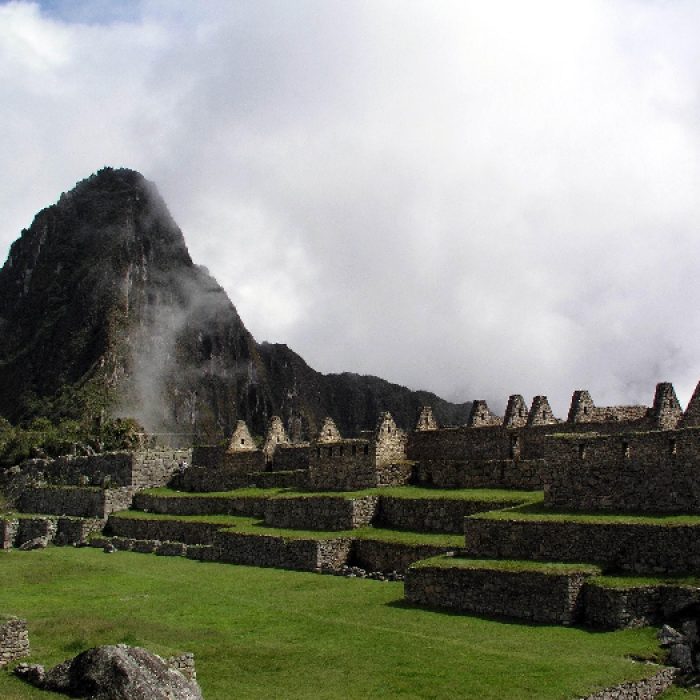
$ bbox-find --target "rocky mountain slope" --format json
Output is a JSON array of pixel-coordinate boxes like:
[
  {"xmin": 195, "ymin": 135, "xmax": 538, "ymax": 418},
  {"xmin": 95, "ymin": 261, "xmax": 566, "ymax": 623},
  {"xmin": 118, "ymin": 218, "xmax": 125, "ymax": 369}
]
[{"xmin": 0, "ymin": 168, "xmax": 470, "ymax": 440}]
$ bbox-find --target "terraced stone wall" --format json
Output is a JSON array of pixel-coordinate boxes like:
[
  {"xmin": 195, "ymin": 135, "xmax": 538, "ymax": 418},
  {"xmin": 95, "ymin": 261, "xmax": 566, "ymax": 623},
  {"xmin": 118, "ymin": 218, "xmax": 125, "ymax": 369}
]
[
  {"xmin": 106, "ymin": 516, "xmax": 223, "ymax": 545},
  {"xmin": 132, "ymin": 492, "xmax": 267, "ymax": 518},
  {"xmin": 215, "ymin": 531, "xmax": 352, "ymax": 572},
  {"xmin": 405, "ymin": 561, "xmax": 593, "ymax": 624},
  {"xmin": 545, "ymin": 427, "xmax": 700, "ymax": 513},
  {"xmin": 350, "ymin": 540, "xmax": 451, "ymax": 574},
  {"xmin": 263, "ymin": 496, "xmax": 378, "ymax": 531},
  {"xmin": 0, "ymin": 617, "xmax": 29, "ymax": 666},
  {"xmin": 376, "ymin": 497, "xmax": 517, "ymax": 533},
  {"xmin": 581, "ymin": 583, "xmax": 700, "ymax": 630},
  {"xmin": 463, "ymin": 517, "xmax": 700, "ymax": 574},
  {"xmin": 18, "ymin": 486, "xmax": 134, "ymax": 518}
]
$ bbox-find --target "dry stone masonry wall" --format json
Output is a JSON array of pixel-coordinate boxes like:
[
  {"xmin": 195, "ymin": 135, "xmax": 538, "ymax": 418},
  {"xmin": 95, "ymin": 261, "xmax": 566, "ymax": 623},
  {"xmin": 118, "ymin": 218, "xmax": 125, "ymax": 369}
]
[
  {"xmin": 545, "ymin": 427, "xmax": 700, "ymax": 513},
  {"xmin": 263, "ymin": 496, "xmax": 378, "ymax": 531},
  {"xmin": 0, "ymin": 617, "xmax": 29, "ymax": 667}
]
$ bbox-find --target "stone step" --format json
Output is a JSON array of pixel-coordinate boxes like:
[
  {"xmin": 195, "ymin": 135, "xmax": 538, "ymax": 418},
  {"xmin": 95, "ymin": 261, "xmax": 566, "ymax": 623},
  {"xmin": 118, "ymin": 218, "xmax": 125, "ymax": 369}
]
[
  {"xmin": 464, "ymin": 512, "xmax": 700, "ymax": 575},
  {"xmin": 405, "ymin": 555, "xmax": 602, "ymax": 625}
]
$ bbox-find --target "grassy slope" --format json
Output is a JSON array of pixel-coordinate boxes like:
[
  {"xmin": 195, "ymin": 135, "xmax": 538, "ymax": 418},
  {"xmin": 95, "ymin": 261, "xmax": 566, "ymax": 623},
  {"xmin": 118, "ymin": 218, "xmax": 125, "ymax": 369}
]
[{"xmin": 0, "ymin": 548, "xmax": 667, "ymax": 700}]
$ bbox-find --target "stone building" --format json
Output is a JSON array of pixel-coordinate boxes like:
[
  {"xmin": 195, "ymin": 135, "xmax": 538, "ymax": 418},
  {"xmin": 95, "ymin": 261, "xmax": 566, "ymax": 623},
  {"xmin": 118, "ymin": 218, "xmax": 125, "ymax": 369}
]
[{"xmin": 308, "ymin": 412, "xmax": 409, "ymax": 490}]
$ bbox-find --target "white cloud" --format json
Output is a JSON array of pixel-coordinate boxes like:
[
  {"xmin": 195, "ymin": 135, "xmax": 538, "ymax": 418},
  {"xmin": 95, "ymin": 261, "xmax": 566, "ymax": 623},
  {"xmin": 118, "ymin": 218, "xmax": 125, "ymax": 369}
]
[{"xmin": 2, "ymin": 0, "xmax": 700, "ymax": 417}]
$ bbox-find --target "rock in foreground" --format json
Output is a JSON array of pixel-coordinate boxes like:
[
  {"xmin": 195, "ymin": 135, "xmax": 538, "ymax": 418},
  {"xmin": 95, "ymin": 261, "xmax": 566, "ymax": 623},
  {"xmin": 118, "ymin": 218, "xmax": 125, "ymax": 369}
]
[{"xmin": 15, "ymin": 644, "xmax": 203, "ymax": 700}]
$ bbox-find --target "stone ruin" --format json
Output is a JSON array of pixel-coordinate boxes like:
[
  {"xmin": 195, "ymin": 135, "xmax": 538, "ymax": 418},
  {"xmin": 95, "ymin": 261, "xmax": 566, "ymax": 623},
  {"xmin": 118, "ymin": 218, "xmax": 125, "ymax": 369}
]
[{"xmin": 7, "ymin": 379, "xmax": 700, "ymax": 696}]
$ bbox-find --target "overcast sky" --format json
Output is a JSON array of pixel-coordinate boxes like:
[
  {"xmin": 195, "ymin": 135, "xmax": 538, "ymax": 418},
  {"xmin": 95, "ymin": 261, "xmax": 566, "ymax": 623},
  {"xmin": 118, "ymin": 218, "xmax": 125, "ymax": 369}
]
[{"xmin": 2, "ymin": 0, "xmax": 700, "ymax": 417}]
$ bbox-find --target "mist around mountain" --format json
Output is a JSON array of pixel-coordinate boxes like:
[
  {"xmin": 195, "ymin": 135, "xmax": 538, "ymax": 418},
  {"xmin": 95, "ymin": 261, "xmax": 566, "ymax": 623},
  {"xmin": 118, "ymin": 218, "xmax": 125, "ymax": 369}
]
[{"xmin": 0, "ymin": 168, "xmax": 470, "ymax": 441}]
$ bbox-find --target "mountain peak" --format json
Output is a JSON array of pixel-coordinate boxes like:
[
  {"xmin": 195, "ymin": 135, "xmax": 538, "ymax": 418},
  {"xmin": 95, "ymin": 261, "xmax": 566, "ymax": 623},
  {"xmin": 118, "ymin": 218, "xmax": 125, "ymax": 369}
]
[{"xmin": 0, "ymin": 170, "xmax": 471, "ymax": 439}]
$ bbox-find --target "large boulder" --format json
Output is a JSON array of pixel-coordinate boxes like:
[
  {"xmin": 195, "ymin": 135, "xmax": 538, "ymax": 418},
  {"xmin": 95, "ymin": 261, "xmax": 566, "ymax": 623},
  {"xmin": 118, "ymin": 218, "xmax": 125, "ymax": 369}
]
[{"xmin": 15, "ymin": 644, "xmax": 203, "ymax": 700}]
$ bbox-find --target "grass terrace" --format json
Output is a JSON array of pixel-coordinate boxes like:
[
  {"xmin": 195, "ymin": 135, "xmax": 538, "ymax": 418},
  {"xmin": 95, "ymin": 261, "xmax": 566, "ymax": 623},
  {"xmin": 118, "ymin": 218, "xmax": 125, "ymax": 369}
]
[
  {"xmin": 108, "ymin": 510, "xmax": 465, "ymax": 547},
  {"xmin": 474, "ymin": 502, "xmax": 700, "ymax": 526},
  {"xmin": 0, "ymin": 547, "xmax": 674, "ymax": 700},
  {"xmin": 410, "ymin": 555, "xmax": 603, "ymax": 576},
  {"xmin": 140, "ymin": 485, "xmax": 543, "ymax": 503}
]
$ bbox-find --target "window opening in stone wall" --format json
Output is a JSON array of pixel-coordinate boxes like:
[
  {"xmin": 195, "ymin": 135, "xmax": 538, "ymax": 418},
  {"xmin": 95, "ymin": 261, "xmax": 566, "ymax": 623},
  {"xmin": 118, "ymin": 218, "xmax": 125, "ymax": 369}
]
[
  {"xmin": 241, "ymin": 439, "xmax": 245, "ymax": 445},
  {"xmin": 316, "ymin": 447, "xmax": 321, "ymax": 458},
  {"xmin": 622, "ymin": 442, "xmax": 630, "ymax": 458},
  {"xmin": 583, "ymin": 406, "xmax": 588, "ymax": 415},
  {"xmin": 352, "ymin": 445, "xmax": 357, "ymax": 456},
  {"xmin": 364, "ymin": 444, "xmax": 369, "ymax": 455},
  {"xmin": 578, "ymin": 444, "xmax": 586, "ymax": 459},
  {"xmin": 542, "ymin": 410, "xmax": 546, "ymax": 418},
  {"xmin": 480, "ymin": 412, "xmax": 485, "ymax": 420},
  {"xmin": 669, "ymin": 438, "xmax": 677, "ymax": 457},
  {"xmin": 509, "ymin": 436, "xmax": 520, "ymax": 459},
  {"xmin": 328, "ymin": 447, "xmax": 333, "ymax": 457},
  {"xmin": 339, "ymin": 445, "xmax": 344, "ymax": 456}
]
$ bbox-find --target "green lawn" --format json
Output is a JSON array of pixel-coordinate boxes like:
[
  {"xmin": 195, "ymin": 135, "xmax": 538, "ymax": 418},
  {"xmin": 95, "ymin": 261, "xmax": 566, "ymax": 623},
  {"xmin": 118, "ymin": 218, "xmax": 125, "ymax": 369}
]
[{"xmin": 0, "ymin": 547, "xmax": 670, "ymax": 699}]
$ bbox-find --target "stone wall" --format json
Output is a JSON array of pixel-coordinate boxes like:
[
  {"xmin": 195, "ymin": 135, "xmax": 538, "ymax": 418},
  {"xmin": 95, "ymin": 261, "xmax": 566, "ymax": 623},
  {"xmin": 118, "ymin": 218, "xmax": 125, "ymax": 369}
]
[
  {"xmin": 263, "ymin": 496, "xmax": 378, "ymax": 531},
  {"xmin": 132, "ymin": 492, "xmax": 267, "ymax": 518},
  {"xmin": 248, "ymin": 470, "xmax": 308, "ymax": 489},
  {"xmin": 579, "ymin": 667, "xmax": 676, "ymax": 700},
  {"xmin": 18, "ymin": 486, "xmax": 134, "ymax": 518},
  {"xmin": 15, "ymin": 517, "xmax": 57, "ymax": 548},
  {"xmin": 545, "ymin": 427, "xmax": 700, "ymax": 513},
  {"xmin": 106, "ymin": 515, "xmax": 223, "ymax": 545},
  {"xmin": 350, "ymin": 540, "xmax": 451, "ymax": 574},
  {"xmin": 176, "ymin": 465, "xmax": 253, "ymax": 492},
  {"xmin": 413, "ymin": 457, "xmax": 546, "ymax": 490},
  {"xmin": 54, "ymin": 517, "xmax": 104, "ymax": 546},
  {"xmin": 215, "ymin": 530, "xmax": 352, "ymax": 572},
  {"xmin": 308, "ymin": 442, "xmax": 375, "ymax": 491},
  {"xmin": 375, "ymin": 496, "xmax": 523, "ymax": 534},
  {"xmin": 463, "ymin": 516, "xmax": 700, "ymax": 574},
  {"xmin": 581, "ymin": 582, "xmax": 700, "ymax": 630},
  {"xmin": 131, "ymin": 449, "xmax": 192, "ymax": 489},
  {"xmin": 14, "ymin": 448, "xmax": 191, "ymax": 490},
  {"xmin": 375, "ymin": 461, "xmax": 414, "ymax": 487},
  {"xmin": 1, "ymin": 518, "xmax": 18, "ymax": 549},
  {"xmin": 271, "ymin": 445, "xmax": 311, "ymax": 471},
  {"xmin": 0, "ymin": 617, "xmax": 29, "ymax": 666},
  {"xmin": 191, "ymin": 446, "xmax": 264, "ymax": 474},
  {"xmin": 405, "ymin": 558, "xmax": 596, "ymax": 625}
]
